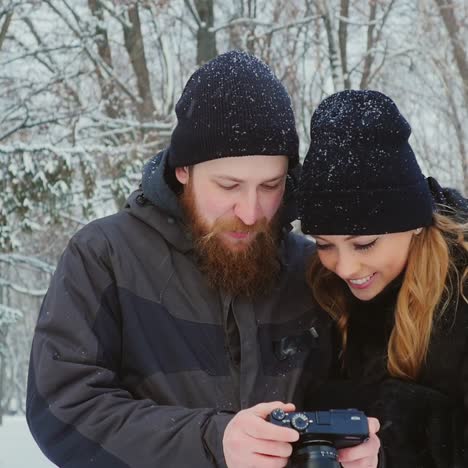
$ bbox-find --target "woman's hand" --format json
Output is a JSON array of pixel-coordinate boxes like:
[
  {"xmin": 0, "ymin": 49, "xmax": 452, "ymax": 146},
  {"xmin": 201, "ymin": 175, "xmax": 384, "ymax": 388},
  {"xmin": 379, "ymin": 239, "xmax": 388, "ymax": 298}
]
[{"xmin": 338, "ymin": 417, "xmax": 381, "ymax": 468}]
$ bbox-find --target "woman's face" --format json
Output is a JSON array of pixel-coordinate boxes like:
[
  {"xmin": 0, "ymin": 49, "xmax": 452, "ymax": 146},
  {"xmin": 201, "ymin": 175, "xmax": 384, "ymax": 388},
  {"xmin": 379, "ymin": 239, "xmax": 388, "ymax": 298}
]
[{"xmin": 313, "ymin": 231, "xmax": 418, "ymax": 301}]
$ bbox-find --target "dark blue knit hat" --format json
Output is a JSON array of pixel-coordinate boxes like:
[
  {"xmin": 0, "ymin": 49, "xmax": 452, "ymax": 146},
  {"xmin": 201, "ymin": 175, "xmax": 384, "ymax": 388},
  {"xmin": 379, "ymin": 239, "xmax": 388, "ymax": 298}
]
[
  {"xmin": 298, "ymin": 90, "xmax": 434, "ymax": 235},
  {"xmin": 168, "ymin": 50, "xmax": 299, "ymax": 168}
]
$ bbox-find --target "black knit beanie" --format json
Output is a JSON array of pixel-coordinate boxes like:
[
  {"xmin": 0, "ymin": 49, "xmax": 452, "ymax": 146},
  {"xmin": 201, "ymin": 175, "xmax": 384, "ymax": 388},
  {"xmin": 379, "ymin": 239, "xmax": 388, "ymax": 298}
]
[
  {"xmin": 298, "ymin": 90, "xmax": 434, "ymax": 235},
  {"xmin": 168, "ymin": 50, "xmax": 299, "ymax": 169}
]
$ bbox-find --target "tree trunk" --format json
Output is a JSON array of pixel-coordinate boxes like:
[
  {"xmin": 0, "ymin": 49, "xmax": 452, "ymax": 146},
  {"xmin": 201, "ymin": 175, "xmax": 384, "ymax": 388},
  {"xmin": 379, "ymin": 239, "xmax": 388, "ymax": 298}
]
[
  {"xmin": 123, "ymin": 4, "xmax": 156, "ymax": 122},
  {"xmin": 194, "ymin": 0, "xmax": 218, "ymax": 65},
  {"xmin": 320, "ymin": 1, "xmax": 340, "ymax": 92},
  {"xmin": 88, "ymin": 0, "xmax": 121, "ymax": 119},
  {"xmin": 360, "ymin": 0, "xmax": 377, "ymax": 89},
  {"xmin": 338, "ymin": 0, "xmax": 350, "ymax": 89},
  {"xmin": 433, "ymin": 0, "xmax": 468, "ymax": 109}
]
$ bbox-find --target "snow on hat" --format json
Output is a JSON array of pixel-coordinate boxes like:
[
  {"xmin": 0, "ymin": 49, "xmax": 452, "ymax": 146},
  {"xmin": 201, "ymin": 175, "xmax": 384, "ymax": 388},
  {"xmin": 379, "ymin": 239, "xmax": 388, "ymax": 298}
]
[
  {"xmin": 168, "ymin": 50, "xmax": 299, "ymax": 168},
  {"xmin": 298, "ymin": 90, "xmax": 433, "ymax": 235}
]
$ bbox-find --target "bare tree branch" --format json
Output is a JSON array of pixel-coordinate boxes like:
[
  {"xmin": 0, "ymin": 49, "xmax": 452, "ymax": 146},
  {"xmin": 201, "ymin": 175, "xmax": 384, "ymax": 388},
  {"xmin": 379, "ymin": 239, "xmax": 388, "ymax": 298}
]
[
  {"xmin": 0, "ymin": 11, "xmax": 13, "ymax": 51},
  {"xmin": 183, "ymin": 0, "xmax": 202, "ymax": 27},
  {"xmin": 0, "ymin": 279, "xmax": 47, "ymax": 297},
  {"xmin": 0, "ymin": 254, "xmax": 55, "ymax": 275},
  {"xmin": 43, "ymin": 0, "xmax": 139, "ymax": 107}
]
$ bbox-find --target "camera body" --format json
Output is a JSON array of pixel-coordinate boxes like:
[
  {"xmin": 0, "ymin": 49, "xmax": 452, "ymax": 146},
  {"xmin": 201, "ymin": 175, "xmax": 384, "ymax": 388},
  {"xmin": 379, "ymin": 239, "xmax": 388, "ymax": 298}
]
[{"xmin": 268, "ymin": 408, "xmax": 368, "ymax": 450}]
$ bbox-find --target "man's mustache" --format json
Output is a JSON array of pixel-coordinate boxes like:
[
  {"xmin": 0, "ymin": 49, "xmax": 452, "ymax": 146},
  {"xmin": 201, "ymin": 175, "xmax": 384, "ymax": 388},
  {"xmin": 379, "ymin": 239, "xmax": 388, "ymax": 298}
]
[{"xmin": 200, "ymin": 216, "xmax": 269, "ymax": 241}]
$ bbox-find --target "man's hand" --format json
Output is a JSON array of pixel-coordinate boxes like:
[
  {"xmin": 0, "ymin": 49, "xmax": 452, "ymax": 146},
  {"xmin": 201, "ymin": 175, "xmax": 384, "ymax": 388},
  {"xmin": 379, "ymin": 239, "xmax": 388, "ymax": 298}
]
[
  {"xmin": 223, "ymin": 401, "xmax": 299, "ymax": 468},
  {"xmin": 338, "ymin": 417, "xmax": 381, "ymax": 468}
]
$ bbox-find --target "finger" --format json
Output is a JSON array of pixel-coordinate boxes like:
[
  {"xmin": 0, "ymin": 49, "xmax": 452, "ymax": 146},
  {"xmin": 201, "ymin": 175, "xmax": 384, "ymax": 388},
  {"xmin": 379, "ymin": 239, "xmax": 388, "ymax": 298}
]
[
  {"xmin": 251, "ymin": 401, "xmax": 296, "ymax": 418},
  {"xmin": 340, "ymin": 454, "xmax": 379, "ymax": 468},
  {"xmin": 247, "ymin": 454, "xmax": 290, "ymax": 468},
  {"xmin": 252, "ymin": 439, "xmax": 293, "ymax": 458},
  {"xmin": 367, "ymin": 417, "xmax": 380, "ymax": 434},
  {"xmin": 282, "ymin": 402, "xmax": 296, "ymax": 413},
  {"xmin": 338, "ymin": 433, "xmax": 380, "ymax": 463},
  {"xmin": 245, "ymin": 416, "xmax": 299, "ymax": 442}
]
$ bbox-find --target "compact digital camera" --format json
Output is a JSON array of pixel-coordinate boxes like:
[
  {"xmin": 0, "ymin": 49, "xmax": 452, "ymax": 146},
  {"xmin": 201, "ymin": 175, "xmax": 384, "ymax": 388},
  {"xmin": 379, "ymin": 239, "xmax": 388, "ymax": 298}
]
[{"xmin": 268, "ymin": 408, "xmax": 369, "ymax": 468}]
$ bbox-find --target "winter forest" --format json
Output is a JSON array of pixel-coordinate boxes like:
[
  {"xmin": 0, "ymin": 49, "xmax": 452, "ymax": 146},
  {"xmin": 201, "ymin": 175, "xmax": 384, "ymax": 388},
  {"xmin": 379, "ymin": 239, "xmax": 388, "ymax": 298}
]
[{"xmin": 0, "ymin": 0, "xmax": 467, "ymax": 426}]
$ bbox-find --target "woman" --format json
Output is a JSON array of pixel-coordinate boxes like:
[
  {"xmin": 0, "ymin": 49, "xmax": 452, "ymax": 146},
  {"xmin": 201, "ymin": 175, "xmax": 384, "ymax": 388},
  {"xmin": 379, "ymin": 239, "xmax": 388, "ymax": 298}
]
[{"xmin": 298, "ymin": 90, "xmax": 468, "ymax": 467}]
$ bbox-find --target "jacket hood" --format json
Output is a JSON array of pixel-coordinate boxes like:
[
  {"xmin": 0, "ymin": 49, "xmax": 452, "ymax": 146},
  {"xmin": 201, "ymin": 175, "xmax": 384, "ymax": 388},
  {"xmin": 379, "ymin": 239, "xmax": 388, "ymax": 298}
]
[
  {"xmin": 141, "ymin": 148, "xmax": 184, "ymax": 220},
  {"xmin": 124, "ymin": 149, "xmax": 192, "ymax": 252},
  {"xmin": 124, "ymin": 189, "xmax": 193, "ymax": 253}
]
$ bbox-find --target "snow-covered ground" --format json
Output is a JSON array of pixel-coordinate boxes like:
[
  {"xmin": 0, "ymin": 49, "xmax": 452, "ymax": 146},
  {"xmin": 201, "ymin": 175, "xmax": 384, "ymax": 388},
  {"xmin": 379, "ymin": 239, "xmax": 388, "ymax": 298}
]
[{"xmin": 0, "ymin": 415, "xmax": 56, "ymax": 468}]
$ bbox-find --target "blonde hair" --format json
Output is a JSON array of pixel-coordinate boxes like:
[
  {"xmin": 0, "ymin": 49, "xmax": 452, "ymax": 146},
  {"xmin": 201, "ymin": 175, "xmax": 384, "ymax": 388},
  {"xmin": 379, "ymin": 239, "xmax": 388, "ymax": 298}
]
[{"xmin": 307, "ymin": 211, "xmax": 468, "ymax": 380}]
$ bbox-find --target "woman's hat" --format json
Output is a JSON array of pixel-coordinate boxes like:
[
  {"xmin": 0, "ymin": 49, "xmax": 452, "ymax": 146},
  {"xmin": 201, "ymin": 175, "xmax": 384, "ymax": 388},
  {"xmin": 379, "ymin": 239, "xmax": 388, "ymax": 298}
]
[{"xmin": 298, "ymin": 90, "xmax": 433, "ymax": 235}]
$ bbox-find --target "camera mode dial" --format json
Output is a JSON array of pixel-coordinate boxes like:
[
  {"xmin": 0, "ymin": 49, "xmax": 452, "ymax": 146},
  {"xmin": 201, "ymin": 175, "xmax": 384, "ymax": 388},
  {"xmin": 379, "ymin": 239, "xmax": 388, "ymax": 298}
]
[
  {"xmin": 270, "ymin": 409, "xmax": 286, "ymax": 421},
  {"xmin": 291, "ymin": 413, "xmax": 309, "ymax": 431}
]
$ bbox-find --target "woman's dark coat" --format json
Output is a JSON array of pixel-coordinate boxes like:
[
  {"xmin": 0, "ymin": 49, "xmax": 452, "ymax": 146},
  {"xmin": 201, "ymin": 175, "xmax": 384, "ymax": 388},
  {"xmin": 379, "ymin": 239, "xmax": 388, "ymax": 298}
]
[{"xmin": 309, "ymin": 261, "xmax": 468, "ymax": 468}]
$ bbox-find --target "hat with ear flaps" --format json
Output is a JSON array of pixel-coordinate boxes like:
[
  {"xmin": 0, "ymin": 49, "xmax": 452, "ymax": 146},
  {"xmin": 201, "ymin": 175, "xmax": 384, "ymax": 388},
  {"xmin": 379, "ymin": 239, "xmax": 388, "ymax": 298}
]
[{"xmin": 298, "ymin": 90, "xmax": 434, "ymax": 235}]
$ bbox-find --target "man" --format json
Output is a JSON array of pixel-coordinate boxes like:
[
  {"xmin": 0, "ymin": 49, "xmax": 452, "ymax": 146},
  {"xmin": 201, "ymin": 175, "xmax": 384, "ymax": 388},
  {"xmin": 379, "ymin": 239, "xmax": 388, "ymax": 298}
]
[{"xmin": 27, "ymin": 51, "xmax": 379, "ymax": 467}]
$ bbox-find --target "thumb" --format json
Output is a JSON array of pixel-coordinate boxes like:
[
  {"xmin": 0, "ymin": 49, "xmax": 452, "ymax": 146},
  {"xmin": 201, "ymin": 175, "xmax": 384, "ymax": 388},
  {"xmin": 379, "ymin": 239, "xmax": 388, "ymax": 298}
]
[
  {"xmin": 368, "ymin": 417, "xmax": 380, "ymax": 434},
  {"xmin": 252, "ymin": 401, "xmax": 296, "ymax": 419}
]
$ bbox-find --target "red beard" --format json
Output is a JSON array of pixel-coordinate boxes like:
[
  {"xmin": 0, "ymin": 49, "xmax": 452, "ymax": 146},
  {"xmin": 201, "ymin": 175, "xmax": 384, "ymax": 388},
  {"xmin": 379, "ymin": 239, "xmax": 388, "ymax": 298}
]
[{"xmin": 180, "ymin": 184, "xmax": 282, "ymax": 298}]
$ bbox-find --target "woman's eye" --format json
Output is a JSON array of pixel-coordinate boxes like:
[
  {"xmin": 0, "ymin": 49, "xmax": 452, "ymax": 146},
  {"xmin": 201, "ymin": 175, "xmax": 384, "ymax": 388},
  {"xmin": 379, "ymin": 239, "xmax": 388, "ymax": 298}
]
[
  {"xmin": 354, "ymin": 240, "xmax": 377, "ymax": 251},
  {"xmin": 315, "ymin": 244, "xmax": 332, "ymax": 251}
]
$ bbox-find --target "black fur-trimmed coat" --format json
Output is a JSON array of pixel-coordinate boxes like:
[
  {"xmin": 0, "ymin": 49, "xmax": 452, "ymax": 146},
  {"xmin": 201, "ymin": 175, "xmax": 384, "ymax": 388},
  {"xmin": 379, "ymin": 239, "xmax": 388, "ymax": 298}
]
[{"xmin": 308, "ymin": 270, "xmax": 468, "ymax": 468}]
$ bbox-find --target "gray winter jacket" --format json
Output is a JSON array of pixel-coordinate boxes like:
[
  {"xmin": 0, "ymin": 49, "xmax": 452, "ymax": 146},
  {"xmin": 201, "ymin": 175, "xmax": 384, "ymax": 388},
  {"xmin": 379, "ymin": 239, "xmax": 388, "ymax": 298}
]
[{"xmin": 26, "ymin": 151, "xmax": 333, "ymax": 468}]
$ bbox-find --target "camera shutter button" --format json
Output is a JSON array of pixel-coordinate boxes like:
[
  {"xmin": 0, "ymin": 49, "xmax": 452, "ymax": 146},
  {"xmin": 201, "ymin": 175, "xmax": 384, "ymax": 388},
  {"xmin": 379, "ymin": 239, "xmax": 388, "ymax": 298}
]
[{"xmin": 291, "ymin": 413, "xmax": 309, "ymax": 431}]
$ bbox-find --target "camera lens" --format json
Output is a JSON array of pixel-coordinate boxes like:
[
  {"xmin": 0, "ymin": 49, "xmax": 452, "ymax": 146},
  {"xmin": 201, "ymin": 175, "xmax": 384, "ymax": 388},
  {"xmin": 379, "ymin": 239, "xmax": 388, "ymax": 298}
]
[{"xmin": 290, "ymin": 441, "xmax": 340, "ymax": 468}]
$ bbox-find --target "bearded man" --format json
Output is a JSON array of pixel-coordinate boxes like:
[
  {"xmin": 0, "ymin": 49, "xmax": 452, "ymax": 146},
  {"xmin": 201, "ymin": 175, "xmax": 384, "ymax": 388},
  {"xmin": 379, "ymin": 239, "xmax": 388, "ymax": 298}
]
[{"xmin": 27, "ymin": 51, "xmax": 380, "ymax": 468}]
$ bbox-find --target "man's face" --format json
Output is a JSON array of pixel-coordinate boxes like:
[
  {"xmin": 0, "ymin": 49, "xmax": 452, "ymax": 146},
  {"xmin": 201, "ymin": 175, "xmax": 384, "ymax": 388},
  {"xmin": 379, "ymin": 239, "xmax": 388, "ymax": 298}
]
[
  {"xmin": 175, "ymin": 155, "xmax": 288, "ymax": 251},
  {"xmin": 175, "ymin": 155, "xmax": 289, "ymax": 297}
]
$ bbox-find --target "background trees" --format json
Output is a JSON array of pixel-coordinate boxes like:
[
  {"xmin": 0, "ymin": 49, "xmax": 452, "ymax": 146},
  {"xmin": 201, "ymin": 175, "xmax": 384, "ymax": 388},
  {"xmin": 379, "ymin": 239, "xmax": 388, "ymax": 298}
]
[{"xmin": 0, "ymin": 0, "xmax": 466, "ymax": 418}]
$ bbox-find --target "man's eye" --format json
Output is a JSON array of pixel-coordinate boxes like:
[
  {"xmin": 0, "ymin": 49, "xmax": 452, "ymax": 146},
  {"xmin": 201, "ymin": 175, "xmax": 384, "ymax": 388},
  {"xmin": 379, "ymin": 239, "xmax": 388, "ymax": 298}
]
[
  {"xmin": 261, "ymin": 183, "xmax": 280, "ymax": 190},
  {"xmin": 218, "ymin": 184, "xmax": 238, "ymax": 190}
]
